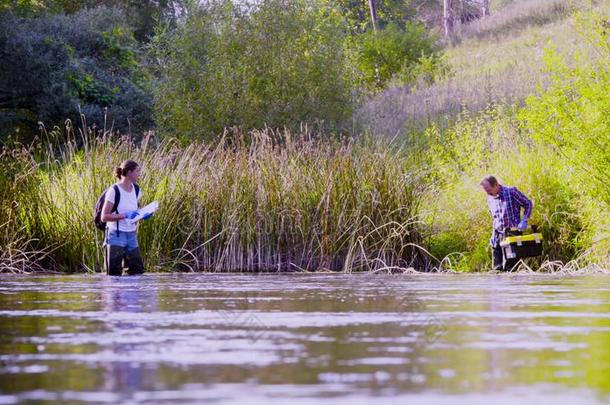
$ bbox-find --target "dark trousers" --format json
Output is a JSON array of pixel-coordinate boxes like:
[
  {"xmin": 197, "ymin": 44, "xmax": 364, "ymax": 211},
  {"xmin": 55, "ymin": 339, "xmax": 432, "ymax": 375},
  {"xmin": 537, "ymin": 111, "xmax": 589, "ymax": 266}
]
[
  {"xmin": 105, "ymin": 245, "xmax": 145, "ymax": 276},
  {"xmin": 493, "ymin": 244, "xmax": 518, "ymax": 271}
]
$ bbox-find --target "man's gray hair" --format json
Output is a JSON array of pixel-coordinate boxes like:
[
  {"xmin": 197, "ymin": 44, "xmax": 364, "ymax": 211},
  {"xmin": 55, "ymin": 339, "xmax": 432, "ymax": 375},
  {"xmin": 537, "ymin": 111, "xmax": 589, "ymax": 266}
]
[{"xmin": 481, "ymin": 175, "xmax": 498, "ymax": 186}]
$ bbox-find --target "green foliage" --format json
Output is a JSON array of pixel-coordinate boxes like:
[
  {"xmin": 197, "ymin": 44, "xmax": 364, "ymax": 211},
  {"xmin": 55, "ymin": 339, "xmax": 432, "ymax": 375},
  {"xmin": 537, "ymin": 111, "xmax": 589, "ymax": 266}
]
[
  {"xmin": 518, "ymin": 13, "xmax": 610, "ymax": 206},
  {"xmin": 152, "ymin": 0, "xmax": 355, "ymax": 140},
  {"xmin": 3, "ymin": 0, "xmax": 446, "ymax": 141},
  {"xmin": 424, "ymin": 105, "xmax": 586, "ymax": 271},
  {"xmin": 3, "ymin": 128, "xmax": 427, "ymax": 272},
  {"xmin": 0, "ymin": 7, "xmax": 153, "ymax": 141},
  {"xmin": 119, "ymin": 0, "xmax": 188, "ymax": 42},
  {"xmin": 1, "ymin": 0, "xmax": 187, "ymax": 41},
  {"xmin": 0, "ymin": 0, "xmax": 102, "ymax": 15},
  {"xmin": 333, "ymin": 0, "xmax": 416, "ymax": 33},
  {"xmin": 515, "ymin": 12, "xmax": 610, "ymax": 261},
  {"xmin": 101, "ymin": 27, "xmax": 139, "ymax": 72},
  {"xmin": 355, "ymin": 22, "xmax": 444, "ymax": 91}
]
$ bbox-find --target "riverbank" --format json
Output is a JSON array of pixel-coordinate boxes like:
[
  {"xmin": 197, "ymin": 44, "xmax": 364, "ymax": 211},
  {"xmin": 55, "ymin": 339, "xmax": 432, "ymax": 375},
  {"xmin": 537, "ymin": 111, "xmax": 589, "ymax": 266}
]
[
  {"xmin": 1, "ymin": 121, "xmax": 608, "ymax": 273},
  {"xmin": 2, "ymin": 129, "xmax": 428, "ymax": 273},
  {"xmin": 1, "ymin": 6, "xmax": 607, "ymax": 273}
]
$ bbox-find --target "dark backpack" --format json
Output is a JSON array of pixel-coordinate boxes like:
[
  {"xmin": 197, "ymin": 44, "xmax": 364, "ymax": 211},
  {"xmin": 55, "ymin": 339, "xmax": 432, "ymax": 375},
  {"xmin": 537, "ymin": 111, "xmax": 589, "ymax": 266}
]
[{"xmin": 94, "ymin": 184, "xmax": 140, "ymax": 231}]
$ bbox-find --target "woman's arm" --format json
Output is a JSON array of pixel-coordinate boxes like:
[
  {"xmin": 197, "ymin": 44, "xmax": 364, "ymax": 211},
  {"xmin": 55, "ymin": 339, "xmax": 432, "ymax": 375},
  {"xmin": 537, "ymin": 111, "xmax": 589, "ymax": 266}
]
[{"xmin": 101, "ymin": 199, "xmax": 125, "ymax": 222}]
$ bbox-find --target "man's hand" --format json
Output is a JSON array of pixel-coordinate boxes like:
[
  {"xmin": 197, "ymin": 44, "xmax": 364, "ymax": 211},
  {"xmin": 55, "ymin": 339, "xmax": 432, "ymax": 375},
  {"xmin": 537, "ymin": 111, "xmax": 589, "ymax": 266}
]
[{"xmin": 518, "ymin": 218, "xmax": 528, "ymax": 231}]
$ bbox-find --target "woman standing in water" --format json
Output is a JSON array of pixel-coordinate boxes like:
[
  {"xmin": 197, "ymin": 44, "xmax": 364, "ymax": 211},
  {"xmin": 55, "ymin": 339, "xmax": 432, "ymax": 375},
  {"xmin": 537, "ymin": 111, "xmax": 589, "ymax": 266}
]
[{"xmin": 101, "ymin": 160, "xmax": 152, "ymax": 276}]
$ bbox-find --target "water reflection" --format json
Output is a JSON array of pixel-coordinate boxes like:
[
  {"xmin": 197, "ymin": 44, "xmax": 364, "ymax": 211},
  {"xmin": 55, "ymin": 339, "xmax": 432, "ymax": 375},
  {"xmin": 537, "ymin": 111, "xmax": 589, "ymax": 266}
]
[
  {"xmin": 109, "ymin": 276, "xmax": 162, "ymax": 310},
  {"xmin": 100, "ymin": 277, "xmax": 158, "ymax": 396},
  {"xmin": 0, "ymin": 274, "xmax": 610, "ymax": 403}
]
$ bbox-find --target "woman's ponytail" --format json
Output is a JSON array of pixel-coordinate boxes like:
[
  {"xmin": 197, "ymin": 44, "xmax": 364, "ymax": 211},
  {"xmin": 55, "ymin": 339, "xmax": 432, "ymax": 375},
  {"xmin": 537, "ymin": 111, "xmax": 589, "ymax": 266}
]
[{"xmin": 116, "ymin": 160, "xmax": 138, "ymax": 179}]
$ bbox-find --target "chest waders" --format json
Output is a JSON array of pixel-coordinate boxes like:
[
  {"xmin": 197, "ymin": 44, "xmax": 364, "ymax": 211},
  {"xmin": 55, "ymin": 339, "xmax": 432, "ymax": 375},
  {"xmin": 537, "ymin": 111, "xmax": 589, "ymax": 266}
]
[{"xmin": 491, "ymin": 189, "xmax": 519, "ymax": 271}]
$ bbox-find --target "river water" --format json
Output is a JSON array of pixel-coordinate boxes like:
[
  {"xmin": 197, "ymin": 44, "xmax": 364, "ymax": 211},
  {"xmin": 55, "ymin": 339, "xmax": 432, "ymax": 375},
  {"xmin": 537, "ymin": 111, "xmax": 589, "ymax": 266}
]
[{"xmin": 1, "ymin": 273, "xmax": 609, "ymax": 404}]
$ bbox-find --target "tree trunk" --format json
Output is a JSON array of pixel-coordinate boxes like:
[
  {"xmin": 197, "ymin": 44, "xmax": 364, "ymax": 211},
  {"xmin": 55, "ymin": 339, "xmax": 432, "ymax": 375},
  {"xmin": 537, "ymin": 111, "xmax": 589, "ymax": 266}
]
[
  {"xmin": 368, "ymin": 0, "xmax": 378, "ymax": 32},
  {"xmin": 482, "ymin": 0, "xmax": 490, "ymax": 16},
  {"xmin": 443, "ymin": 0, "xmax": 453, "ymax": 37}
]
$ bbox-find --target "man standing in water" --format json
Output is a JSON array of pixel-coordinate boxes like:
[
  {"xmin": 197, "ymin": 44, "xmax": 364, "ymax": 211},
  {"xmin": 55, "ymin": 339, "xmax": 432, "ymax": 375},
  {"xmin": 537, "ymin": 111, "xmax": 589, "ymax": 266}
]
[{"xmin": 480, "ymin": 175, "xmax": 533, "ymax": 271}]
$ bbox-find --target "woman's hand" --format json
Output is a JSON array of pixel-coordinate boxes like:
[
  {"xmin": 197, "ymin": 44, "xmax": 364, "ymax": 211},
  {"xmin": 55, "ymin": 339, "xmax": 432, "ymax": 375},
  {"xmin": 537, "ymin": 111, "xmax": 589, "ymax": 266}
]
[{"xmin": 124, "ymin": 210, "xmax": 139, "ymax": 220}]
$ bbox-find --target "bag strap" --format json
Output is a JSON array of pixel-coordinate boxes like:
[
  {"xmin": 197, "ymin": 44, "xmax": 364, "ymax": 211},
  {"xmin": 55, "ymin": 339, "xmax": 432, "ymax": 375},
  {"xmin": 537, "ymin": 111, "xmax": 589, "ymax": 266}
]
[
  {"xmin": 112, "ymin": 185, "xmax": 121, "ymax": 213},
  {"xmin": 113, "ymin": 185, "xmax": 121, "ymax": 235}
]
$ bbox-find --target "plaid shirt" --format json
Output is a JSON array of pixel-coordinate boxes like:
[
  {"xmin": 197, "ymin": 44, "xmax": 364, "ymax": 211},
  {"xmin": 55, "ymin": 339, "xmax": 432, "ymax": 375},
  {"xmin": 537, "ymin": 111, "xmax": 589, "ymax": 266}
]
[{"xmin": 488, "ymin": 185, "xmax": 533, "ymax": 245}]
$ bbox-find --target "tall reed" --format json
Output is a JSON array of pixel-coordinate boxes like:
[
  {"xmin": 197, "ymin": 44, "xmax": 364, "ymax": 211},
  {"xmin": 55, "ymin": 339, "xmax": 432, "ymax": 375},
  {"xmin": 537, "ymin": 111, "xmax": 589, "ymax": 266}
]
[{"xmin": 5, "ymin": 125, "xmax": 428, "ymax": 272}]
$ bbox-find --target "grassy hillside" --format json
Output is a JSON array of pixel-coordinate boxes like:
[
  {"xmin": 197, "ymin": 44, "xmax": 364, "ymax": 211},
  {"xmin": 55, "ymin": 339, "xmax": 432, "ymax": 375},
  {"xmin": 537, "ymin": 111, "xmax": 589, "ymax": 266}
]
[
  {"xmin": 358, "ymin": 0, "xmax": 607, "ymax": 136},
  {"xmin": 408, "ymin": 0, "xmax": 610, "ymax": 271}
]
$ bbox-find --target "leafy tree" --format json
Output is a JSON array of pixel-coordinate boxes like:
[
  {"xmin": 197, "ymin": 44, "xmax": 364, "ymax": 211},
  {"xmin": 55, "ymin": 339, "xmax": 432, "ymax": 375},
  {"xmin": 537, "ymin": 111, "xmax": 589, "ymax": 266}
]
[
  {"xmin": 0, "ymin": 7, "xmax": 153, "ymax": 141},
  {"xmin": 355, "ymin": 21, "xmax": 444, "ymax": 91},
  {"xmin": 152, "ymin": 0, "xmax": 355, "ymax": 140},
  {"xmin": 519, "ymin": 16, "xmax": 610, "ymax": 205}
]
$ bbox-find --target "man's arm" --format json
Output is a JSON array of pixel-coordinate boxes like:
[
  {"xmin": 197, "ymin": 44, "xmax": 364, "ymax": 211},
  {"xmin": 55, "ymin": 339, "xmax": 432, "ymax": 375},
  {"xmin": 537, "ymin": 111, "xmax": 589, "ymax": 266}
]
[{"xmin": 512, "ymin": 188, "xmax": 533, "ymax": 219}]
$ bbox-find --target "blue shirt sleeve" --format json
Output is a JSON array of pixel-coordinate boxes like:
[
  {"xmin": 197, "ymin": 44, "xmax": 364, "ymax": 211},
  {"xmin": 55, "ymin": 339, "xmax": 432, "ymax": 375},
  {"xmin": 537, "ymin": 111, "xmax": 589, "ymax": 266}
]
[{"xmin": 512, "ymin": 188, "xmax": 533, "ymax": 219}]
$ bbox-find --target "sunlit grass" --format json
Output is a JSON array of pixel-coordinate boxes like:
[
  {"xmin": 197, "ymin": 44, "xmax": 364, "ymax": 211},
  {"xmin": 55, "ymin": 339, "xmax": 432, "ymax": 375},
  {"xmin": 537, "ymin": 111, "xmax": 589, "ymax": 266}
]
[
  {"xmin": 3, "ymin": 124, "xmax": 429, "ymax": 272},
  {"xmin": 358, "ymin": 0, "xmax": 607, "ymax": 136},
  {"xmin": 1, "ymin": 118, "xmax": 607, "ymax": 273}
]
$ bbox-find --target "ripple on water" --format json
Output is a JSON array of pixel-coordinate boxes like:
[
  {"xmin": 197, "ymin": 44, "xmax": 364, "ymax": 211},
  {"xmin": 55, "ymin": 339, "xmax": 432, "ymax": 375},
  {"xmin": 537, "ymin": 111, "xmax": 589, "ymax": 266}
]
[{"xmin": 1, "ymin": 273, "xmax": 610, "ymax": 403}]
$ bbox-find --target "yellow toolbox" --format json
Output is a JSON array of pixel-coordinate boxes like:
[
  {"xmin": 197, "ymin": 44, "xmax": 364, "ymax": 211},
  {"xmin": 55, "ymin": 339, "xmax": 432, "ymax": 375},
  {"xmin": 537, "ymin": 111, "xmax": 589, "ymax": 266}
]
[{"xmin": 500, "ymin": 232, "xmax": 543, "ymax": 259}]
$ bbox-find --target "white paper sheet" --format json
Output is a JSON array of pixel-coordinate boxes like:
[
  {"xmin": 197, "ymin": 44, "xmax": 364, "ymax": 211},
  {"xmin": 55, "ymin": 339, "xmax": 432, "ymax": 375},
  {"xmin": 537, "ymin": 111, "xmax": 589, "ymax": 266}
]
[{"xmin": 127, "ymin": 201, "xmax": 159, "ymax": 224}]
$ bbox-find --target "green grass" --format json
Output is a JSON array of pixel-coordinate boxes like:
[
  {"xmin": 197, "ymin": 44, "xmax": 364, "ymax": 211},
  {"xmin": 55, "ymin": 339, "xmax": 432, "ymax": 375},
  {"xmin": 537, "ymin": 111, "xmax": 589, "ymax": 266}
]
[
  {"xmin": 358, "ymin": 0, "xmax": 608, "ymax": 136},
  {"xmin": 419, "ymin": 8, "xmax": 610, "ymax": 271},
  {"xmin": 452, "ymin": 0, "xmax": 585, "ymax": 43},
  {"xmin": 2, "ymin": 126, "xmax": 430, "ymax": 272}
]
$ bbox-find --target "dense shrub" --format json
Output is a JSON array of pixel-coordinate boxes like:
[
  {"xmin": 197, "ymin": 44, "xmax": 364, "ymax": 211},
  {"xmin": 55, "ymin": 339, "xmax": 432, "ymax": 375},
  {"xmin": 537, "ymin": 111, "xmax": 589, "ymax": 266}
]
[
  {"xmin": 519, "ymin": 13, "xmax": 610, "ymax": 206},
  {"xmin": 0, "ymin": 0, "xmax": 186, "ymax": 41},
  {"xmin": 152, "ymin": 0, "xmax": 355, "ymax": 140},
  {"xmin": 518, "ymin": 13, "xmax": 610, "ymax": 260},
  {"xmin": 0, "ymin": 7, "xmax": 153, "ymax": 141},
  {"xmin": 355, "ymin": 22, "xmax": 446, "ymax": 92},
  {"xmin": 423, "ymin": 108, "xmax": 585, "ymax": 271}
]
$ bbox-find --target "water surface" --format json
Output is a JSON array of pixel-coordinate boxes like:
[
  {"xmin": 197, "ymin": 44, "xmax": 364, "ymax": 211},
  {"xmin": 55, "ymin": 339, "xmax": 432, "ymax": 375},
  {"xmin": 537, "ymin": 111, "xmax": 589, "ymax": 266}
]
[{"xmin": 1, "ymin": 273, "xmax": 610, "ymax": 404}]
